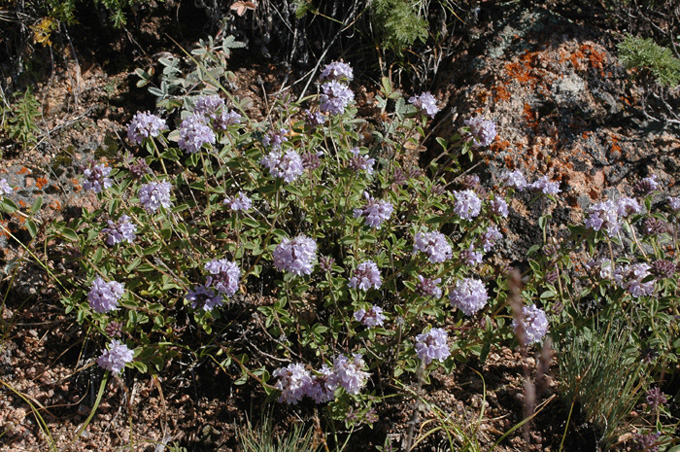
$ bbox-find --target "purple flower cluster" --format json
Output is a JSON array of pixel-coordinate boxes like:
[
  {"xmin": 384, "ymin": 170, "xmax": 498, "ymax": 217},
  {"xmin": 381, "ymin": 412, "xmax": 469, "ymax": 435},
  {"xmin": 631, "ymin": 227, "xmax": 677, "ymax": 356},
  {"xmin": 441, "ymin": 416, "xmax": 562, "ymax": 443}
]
[
  {"xmin": 646, "ymin": 387, "xmax": 668, "ymax": 410},
  {"xmin": 480, "ymin": 225, "xmax": 502, "ymax": 252},
  {"xmin": 348, "ymin": 261, "xmax": 382, "ymax": 291},
  {"xmin": 205, "ymin": 258, "xmax": 241, "ymax": 297},
  {"xmin": 353, "ymin": 192, "xmax": 393, "ymax": 228},
  {"xmin": 502, "ymin": 170, "xmax": 528, "ymax": 190},
  {"xmin": 413, "ymin": 231, "xmax": 452, "ymax": 263},
  {"xmin": 97, "ymin": 340, "xmax": 134, "ymax": 375},
  {"xmin": 585, "ymin": 197, "xmax": 642, "ymax": 237},
  {"xmin": 615, "ymin": 262, "xmax": 655, "ymax": 297},
  {"xmin": 304, "ymin": 109, "xmax": 326, "ymax": 128},
  {"xmin": 449, "ymin": 278, "xmax": 488, "ymax": 316},
  {"xmin": 354, "ymin": 305, "xmax": 385, "ymax": 327},
  {"xmin": 194, "ymin": 95, "xmax": 224, "ymax": 119},
  {"xmin": 461, "ymin": 244, "xmax": 483, "ymax": 266},
  {"xmin": 635, "ymin": 174, "xmax": 659, "ymax": 195},
  {"xmin": 83, "ymin": 163, "xmax": 113, "ymax": 194},
  {"xmin": 513, "ymin": 304, "xmax": 549, "ymax": 345},
  {"xmin": 185, "ymin": 284, "xmax": 222, "ymax": 311},
  {"xmin": 262, "ymin": 128, "xmax": 289, "ymax": 150},
  {"xmin": 261, "ymin": 150, "xmax": 304, "ymax": 183},
  {"xmin": 464, "ymin": 116, "xmax": 497, "ymax": 147},
  {"xmin": 127, "ymin": 111, "xmax": 167, "ymax": 145},
  {"xmin": 138, "ymin": 180, "xmax": 173, "ymax": 213},
  {"xmin": 214, "ymin": 110, "xmax": 242, "ymax": 130},
  {"xmin": 415, "ymin": 327, "xmax": 450, "ymax": 365},
  {"xmin": 529, "ymin": 176, "xmax": 561, "ymax": 195},
  {"xmin": 178, "ymin": 114, "xmax": 216, "ymax": 154},
  {"xmin": 301, "ymin": 150, "xmax": 323, "ymax": 170},
  {"xmin": 0, "ymin": 178, "xmax": 12, "ymax": 197},
  {"xmin": 454, "ymin": 189, "xmax": 482, "ymax": 220},
  {"xmin": 415, "ymin": 275, "xmax": 442, "ymax": 298},
  {"xmin": 319, "ymin": 61, "xmax": 354, "ymax": 82},
  {"xmin": 490, "ymin": 198, "xmax": 509, "ymax": 218},
  {"xmin": 408, "ymin": 92, "xmax": 439, "ymax": 118},
  {"xmin": 668, "ymin": 196, "xmax": 680, "ymax": 211},
  {"xmin": 348, "ymin": 148, "xmax": 375, "ymax": 174},
  {"xmin": 320, "ymin": 80, "xmax": 354, "ymax": 115},
  {"xmin": 633, "ymin": 431, "xmax": 661, "ymax": 452},
  {"xmin": 224, "ymin": 191, "xmax": 252, "ymax": 211},
  {"xmin": 88, "ymin": 277, "xmax": 125, "ymax": 313},
  {"xmin": 273, "ymin": 353, "xmax": 369, "ymax": 404},
  {"xmin": 103, "ymin": 214, "xmax": 137, "ymax": 245},
  {"xmin": 273, "ymin": 235, "xmax": 317, "ymax": 276}
]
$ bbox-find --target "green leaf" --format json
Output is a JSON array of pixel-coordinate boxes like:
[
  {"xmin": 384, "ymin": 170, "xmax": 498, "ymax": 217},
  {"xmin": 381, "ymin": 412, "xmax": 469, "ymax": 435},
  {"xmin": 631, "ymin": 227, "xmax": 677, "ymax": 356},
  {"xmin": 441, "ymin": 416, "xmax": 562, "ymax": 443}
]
[{"xmin": 30, "ymin": 196, "xmax": 43, "ymax": 214}]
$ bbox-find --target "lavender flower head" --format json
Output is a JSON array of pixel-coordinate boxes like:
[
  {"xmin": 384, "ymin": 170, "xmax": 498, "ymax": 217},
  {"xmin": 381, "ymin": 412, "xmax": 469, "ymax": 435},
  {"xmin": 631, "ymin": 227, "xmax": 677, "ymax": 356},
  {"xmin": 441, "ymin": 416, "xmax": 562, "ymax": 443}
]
[
  {"xmin": 330, "ymin": 354, "xmax": 369, "ymax": 395},
  {"xmin": 204, "ymin": 259, "xmax": 240, "ymax": 297},
  {"xmin": 127, "ymin": 111, "xmax": 167, "ymax": 145},
  {"xmin": 617, "ymin": 196, "xmax": 642, "ymax": 218},
  {"xmin": 214, "ymin": 109, "xmax": 242, "ymax": 130},
  {"xmin": 529, "ymin": 176, "xmax": 561, "ymax": 195},
  {"xmin": 585, "ymin": 199, "xmax": 620, "ymax": 236},
  {"xmin": 668, "ymin": 196, "xmax": 680, "ymax": 211},
  {"xmin": 194, "ymin": 95, "xmax": 224, "ymax": 119},
  {"xmin": 348, "ymin": 147, "xmax": 375, "ymax": 174},
  {"xmin": 301, "ymin": 150, "xmax": 323, "ymax": 170},
  {"xmin": 319, "ymin": 61, "xmax": 354, "ymax": 82},
  {"xmin": 178, "ymin": 114, "xmax": 216, "ymax": 154},
  {"xmin": 490, "ymin": 198, "xmax": 509, "ymax": 218},
  {"xmin": 273, "ymin": 235, "xmax": 317, "ymax": 276},
  {"xmin": 646, "ymin": 387, "xmax": 668, "ymax": 410},
  {"xmin": 354, "ymin": 305, "xmax": 385, "ymax": 328},
  {"xmin": 353, "ymin": 192, "xmax": 393, "ymax": 228},
  {"xmin": 615, "ymin": 262, "xmax": 655, "ymax": 297},
  {"xmin": 83, "ymin": 163, "xmax": 113, "ymax": 194},
  {"xmin": 0, "ymin": 178, "xmax": 12, "ymax": 197},
  {"xmin": 138, "ymin": 180, "xmax": 173, "ymax": 213},
  {"xmin": 633, "ymin": 431, "xmax": 661, "ymax": 452},
  {"xmin": 415, "ymin": 275, "xmax": 442, "ymax": 298},
  {"xmin": 224, "ymin": 191, "xmax": 252, "ymax": 212},
  {"xmin": 304, "ymin": 109, "xmax": 326, "ymax": 128},
  {"xmin": 88, "ymin": 276, "xmax": 125, "ymax": 313},
  {"xmin": 348, "ymin": 260, "xmax": 382, "ymax": 291},
  {"xmin": 635, "ymin": 174, "xmax": 659, "ymax": 195},
  {"xmin": 97, "ymin": 340, "xmax": 134, "ymax": 375},
  {"xmin": 415, "ymin": 327, "xmax": 450, "ymax": 365},
  {"xmin": 454, "ymin": 189, "xmax": 482, "ymax": 220},
  {"xmin": 464, "ymin": 116, "xmax": 497, "ymax": 147},
  {"xmin": 481, "ymin": 225, "xmax": 502, "ymax": 252},
  {"xmin": 460, "ymin": 244, "xmax": 483, "ymax": 266},
  {"xmin": 103, "ymin": 214, "xmax": 137, "ymax": 245},
  {"xmin": 261, "ymin": 150, "xmax": 304, "ymax": 183},
  {"xmin": 186, "ymin": 284, "xmax": 223, "ymax": 311},
  {"xmin": 413, "ymin": 231, "xmax": 452, "ymax": 263},
  {"xmin": 262, "ymin": 128, "xmax": 289, "ymax": 150},
  {"xmin": 513, "ymin": 304, "xmax": 549, "ymax": 345},
  {"xmin": 307, "ymin": 365, "xmax": 336, "ymax": 404},
  {"xmin": 320, "ymin": 80, "xmax": 355, "ymax": 115},
  {"xmin": 502, "ymin": 170, "xmax": 528, "ymax": 190},
  {"xmin": 408, "ymin": 92, "xmax": 439, "ymax": 118},
  {"xmin": 449, "ymin": 278, "xmax": 488, "ymax": 316},
  {"xmin": 273, "ymin": 363, "xmax": 312, "ymax": 405}
]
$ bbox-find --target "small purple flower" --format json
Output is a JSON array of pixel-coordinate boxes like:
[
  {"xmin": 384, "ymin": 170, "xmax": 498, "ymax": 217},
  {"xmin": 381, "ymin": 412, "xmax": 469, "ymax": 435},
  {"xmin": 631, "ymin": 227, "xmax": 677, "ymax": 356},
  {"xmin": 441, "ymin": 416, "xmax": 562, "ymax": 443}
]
[
  {"xmin": 273, "ymin": 363, "xmax": 312, "ymax": 405},
  {"xmin": 0, "ymin": 178, "xmax": 12, "ymax": 197},
  {"xmin": 307, "ymin": 364, "xmax": 336, "ymax": 403},
  {"xmin": 413, "ymin": 231, "xmax": 452, "ymax": 264},
  {"xmin": 646, "ymin": 387, "xmax": 667, "ymax": 410},
  {"xmin": 304, "ymin": 109, "xmax": 326, "ymax": 127},
  {"xmin": 617, "ymin": 196, "xmax": 642, "ymax": 218},
  {"xmin": 454, "ymin": 189, "xmax": 482, "ymax": 220},
  {"xmin": 668, "ymin": 196, "xmax": 680, "ymax": 211},
  {"xmin": 354, "ymin": 305, "xmax": 385, "ymax": 327},
  {"xmin": 529, "ymin": 176, "xmax": 561, "ymax": 195},
  {"xmin": 178, "ymin": 114, "xmax": 216, "ymax": 154},
  {"xmin": 651, "ymin": 259, "xmax": 676, "ymax": 278},
  {"xmin": 461, "ymin": 244, "xmax": 483, "ymax": 266},
  {"xmin": 480, "ymin": 225, "xmax": 502, "ymax": 252},
  {"xmin": 261, "ymin": 150, "xmax": 304, "ymax": 183},
  {"xmin": 83, "ymin": 163, "xmax": 113, "ymax": 194},
  {"xmin": 127, "ymin": 111, "xmax": 167, "ymax": 145},
  {"xmin": 635, "ymin": 174, "xmax": 659, "ymax": 195},
  {"xmin": 186, "ymin": 284, "xmax": 223, "ymax": 311},
  {"xmin": 138, "ymin": 180, "xmax": 173, "ymax": 213},
  {"xmin": 224, "ymin": 191, "xmax": 252, "ymax": 211},
  {"xmin": 633, "ymin": 431, "xmax": 661, "ymax": 452},
  {"xmin": 353, "ymin": 192, "xmax": 393, "ymax": 228},
  {"xmin": 320, "ymin": 81, "xmax": 355, "ymax": 115},
  {"xmin": 408, "ymin": 92, "xmax": 439, "ymax": 118},
  {"xmin": 127, "ymin": 158, "xmax": 151, "ymax": 179},
  {"xmin": 273, "ymin": 235, "xmax": 317, "ymax": 276},
  {"xmin": 615, "ymin": 263, "xmax": 655, "ymax": 297},
  {"xmin": 415, "ymin": 327, "xmax": 450, "ymax": 365},
  {"xmin": 644, "ymin": 218, "xmax": 668, "ymax": 235},
  {"xmin": 88, "ymin": 276, "xmax": 125, "ymax": 314},
  {"xmin": 348, "ymin": 261, "xmax": 382, "ymax": 291},
  {"xmin": 415, "ymin": 275, "xmax": 442, "ymax": 298},
  {"xmin": 502, "ymin": 170, "xmax": 528, "ymax": 190},
  {"xmin": 449, "ymin": 278, "xmax": 488, "ymax": 316},
  {"xmin": 97, "ymin": 340, "xmax": 134, "ymax": 375},
  {"xmin": 102, "ymin": 214, "xmax": 137, "ymax": 245},
  {"xmin": 262, "ymin": 128, "xmax": 289, "ymax": 150},
  {"xmin": 348, "ymin": 148, "xmax": 375, "ymax": 174},
  {"xmin": 204, "ymin": 259, "xmax": 240, "ymax": 297},
  {"xmin": 490, "ymin": 198, "xmax": 508, "ymax": 218},
  {"xmin": 330, "ymin": 354, "xmax": 369, "ymax": 395},
  {"xmin": 513, "ymin": 304, "xmax": 549, "ymax": 345},
  {"xmin": 585, "ymin": 200, "xmax": 620, "ymax": 236},
  {"xmin": 319, "ymin": 61, "xmax": 354, "ymax": 82},
  {"xmin": 194, "ymin": 95, "xmax": 224, "ymax": 119},
  {"xmin": 464, "ymin": 116, "xmax": 497, "ymax": 147},
  {"xmin": 301, "ymin": 150, "xmax": 323, "ymax": 170},
  {"xmin": 214, "ymin": 110, "xmax": 242, "ymax": 130},
  {"xmin": 105, "ymin": 321, "xmax": 122, "ymax": 338}
]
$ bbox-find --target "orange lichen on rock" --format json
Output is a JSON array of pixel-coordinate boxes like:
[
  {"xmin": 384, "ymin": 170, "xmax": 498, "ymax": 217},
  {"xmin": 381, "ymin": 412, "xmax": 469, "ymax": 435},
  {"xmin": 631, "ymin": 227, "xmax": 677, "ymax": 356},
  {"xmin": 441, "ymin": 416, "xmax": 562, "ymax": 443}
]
[
  {"xmin": 36, "ymin": 177, "xmax": 48, "ymax": 189},
  {"xmin": 491, "ymin": 140, "xmax": 511, "ymax": 153}
]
